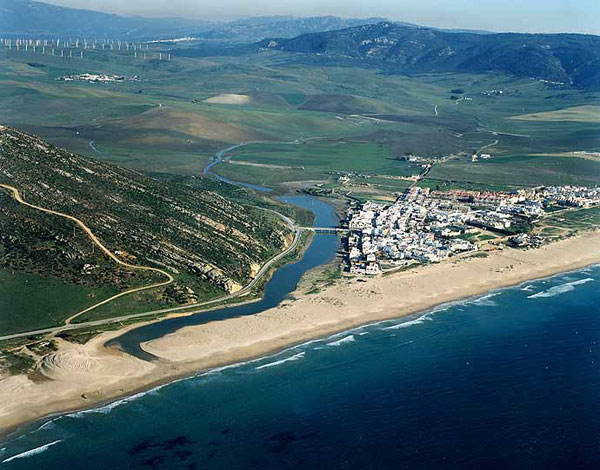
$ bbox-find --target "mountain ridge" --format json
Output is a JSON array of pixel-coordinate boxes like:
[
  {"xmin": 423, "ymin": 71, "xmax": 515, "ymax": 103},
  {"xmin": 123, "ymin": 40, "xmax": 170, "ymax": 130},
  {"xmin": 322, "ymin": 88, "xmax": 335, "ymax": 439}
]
[
  {"xmin": 257, "ymin": 22, "xmax": 600, "ymax": 90},
  {"xmin": 0, "ymin": 0, "xmax": 388, "ymax": 41}
]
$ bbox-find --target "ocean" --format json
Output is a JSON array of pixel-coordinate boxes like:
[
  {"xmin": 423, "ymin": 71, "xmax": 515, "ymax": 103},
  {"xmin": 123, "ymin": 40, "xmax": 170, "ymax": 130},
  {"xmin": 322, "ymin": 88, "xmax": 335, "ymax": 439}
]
[{"xmin": 2, "ymin": 264, "xmax": 599, "ymax": 469}]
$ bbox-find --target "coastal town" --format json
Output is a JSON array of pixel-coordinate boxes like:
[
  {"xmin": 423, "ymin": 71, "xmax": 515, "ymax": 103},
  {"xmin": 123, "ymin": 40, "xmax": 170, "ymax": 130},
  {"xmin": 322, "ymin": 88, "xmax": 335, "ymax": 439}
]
[{"xmin": 344, "ymin": 185, "xmax": 600, "ymax": 275}]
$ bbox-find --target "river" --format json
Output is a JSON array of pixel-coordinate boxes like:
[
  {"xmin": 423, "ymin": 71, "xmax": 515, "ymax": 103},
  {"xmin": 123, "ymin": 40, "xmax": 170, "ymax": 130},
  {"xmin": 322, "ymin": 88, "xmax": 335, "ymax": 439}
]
[
  {"xmin": 110, "ymin": 148, "xmax": 340, "ymax": 358},
  {"xmin": 3, "ymin": 150, "xmax": 600, "ymax": 468},
  {"xmin": 109, "ymin": 195, "xmax": 339, "ymax": 359},
  {"xmin": 4, "ymin": 265, "xmax": 600, "ymax": 469},
  {"xmin": 203, "ymin": 143, "xmax": 273, "ymax": 192}
]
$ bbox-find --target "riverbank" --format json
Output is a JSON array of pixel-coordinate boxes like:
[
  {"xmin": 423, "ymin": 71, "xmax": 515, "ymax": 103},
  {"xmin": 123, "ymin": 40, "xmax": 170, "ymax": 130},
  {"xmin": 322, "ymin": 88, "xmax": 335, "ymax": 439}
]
[{"xmin": 1, "ymin": 230, "xmax": 600, "ymax": 435}]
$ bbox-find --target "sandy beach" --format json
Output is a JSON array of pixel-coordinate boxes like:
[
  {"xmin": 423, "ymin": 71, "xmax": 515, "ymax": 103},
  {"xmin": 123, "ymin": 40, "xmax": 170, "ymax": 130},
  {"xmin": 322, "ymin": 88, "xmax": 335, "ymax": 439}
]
[{"xmin": 2, "ymin": 230, "xmax": 600, "ymax": 435}]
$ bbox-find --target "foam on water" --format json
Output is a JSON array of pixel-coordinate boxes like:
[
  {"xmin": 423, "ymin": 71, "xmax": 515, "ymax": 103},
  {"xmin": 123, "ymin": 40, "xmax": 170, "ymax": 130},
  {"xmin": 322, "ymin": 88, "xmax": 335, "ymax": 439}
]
[
  {"xmin": 256, "ymin": 352, "xmax": 306, "ymax": 370},
  {"xmin": 66, "ymin": 384, "xmax": 169, "ymax": 419},
  {"xmin": 0, "ymin": 271, "xmax": 600, "ymax": 469},
  {"xmin": 17, "ymin": 267, "xmax": 597, "ymax": 446},
  {"xmin": 385, "ymin": 313, "xmax": 433, "ymax": 330},
  {"xmin": 198, "ymin": 350, "xmax": 295, "ymax": 378},
  {"xmin": 467, "ymin": 293, "xmax": 500, "ymax": 307},
  {"xmin": 31, "ymin": 419, "xmax": 56, "ymax": 434},
  {"xmin": 528, "ymin": 278, "xmax": 594, "ymax": 299},
  {"xmin": 326, "ymin": 335, "xmax": 356, "ymax": 347},
  {"xmin": 2, "ymin": 440, "xmax": 62, "ymax": 463}
]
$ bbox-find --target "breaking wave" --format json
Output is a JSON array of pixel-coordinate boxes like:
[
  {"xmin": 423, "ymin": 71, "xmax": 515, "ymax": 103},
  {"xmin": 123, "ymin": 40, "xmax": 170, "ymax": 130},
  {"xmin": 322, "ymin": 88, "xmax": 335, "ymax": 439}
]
[
  {"xmin": 528, "ymin": 278, "xmax": 594, "ymax": 299},
  {"xmin": 384, "ymin": 313, "xmax": 433, "ymax": 330},
  {"xmin": 326, "ymin": 335, "xmax": 356, "ymax": 347},
  {"xmin": 256, "ymin": 352, "xmax": 305, "ymax": 370},
  {"xmin": 467, "ymin": 293, "xmax": 500, "ymax": 307},
  {"xmin": 66, "ymin": 384, "xmax": 168, "ymax": 418},
  {"xmin": 31, "ymin": 419, "xmax": 56, "ymax": 434},
  {"xmin": 2, "ymin": 440, "xmax": 62, "ymax": 463}
]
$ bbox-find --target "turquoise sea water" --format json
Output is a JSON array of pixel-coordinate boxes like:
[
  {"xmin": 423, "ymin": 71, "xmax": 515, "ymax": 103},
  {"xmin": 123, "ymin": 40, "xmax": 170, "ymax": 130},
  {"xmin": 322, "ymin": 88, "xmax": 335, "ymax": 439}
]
[{"xmin": 3, "ymin": 264, "xmax": 599, "ymax": 468}]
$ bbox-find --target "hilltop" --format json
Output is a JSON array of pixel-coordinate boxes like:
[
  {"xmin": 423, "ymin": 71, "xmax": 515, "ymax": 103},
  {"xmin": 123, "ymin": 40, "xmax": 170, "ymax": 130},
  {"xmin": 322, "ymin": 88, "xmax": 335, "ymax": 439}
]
[{"xmin": 259, "ymin": 22, "xmax": 600, "ymax": 90}]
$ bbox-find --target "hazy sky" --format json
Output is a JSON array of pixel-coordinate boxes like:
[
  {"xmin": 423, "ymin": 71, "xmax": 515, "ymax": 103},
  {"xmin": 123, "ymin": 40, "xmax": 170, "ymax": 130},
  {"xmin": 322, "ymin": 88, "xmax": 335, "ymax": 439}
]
[{"xmin": 44, "ymin": 0, "xmax": 600, "ymax": 35}]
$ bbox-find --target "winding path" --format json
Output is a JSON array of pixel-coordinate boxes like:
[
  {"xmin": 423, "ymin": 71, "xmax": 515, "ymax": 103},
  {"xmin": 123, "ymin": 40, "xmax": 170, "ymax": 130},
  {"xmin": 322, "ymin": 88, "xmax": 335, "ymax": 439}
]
[
  {"xmin": 0, "ymin": 183, "xmax": 303, "ymax": 341},
  {"xmin": 0, "ymin": 183, "xmax": 174, "ymax": 325},
  {"xmin": 478, "ymin": 139, "xmax": 499, "ymax": 154}
]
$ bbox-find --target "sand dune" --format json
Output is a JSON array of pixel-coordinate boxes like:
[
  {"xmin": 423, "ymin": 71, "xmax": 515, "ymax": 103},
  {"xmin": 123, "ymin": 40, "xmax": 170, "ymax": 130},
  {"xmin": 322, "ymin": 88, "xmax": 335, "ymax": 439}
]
[{"xmin": 0, "ymin": 337, "xmax": 155, "ymax": 428}]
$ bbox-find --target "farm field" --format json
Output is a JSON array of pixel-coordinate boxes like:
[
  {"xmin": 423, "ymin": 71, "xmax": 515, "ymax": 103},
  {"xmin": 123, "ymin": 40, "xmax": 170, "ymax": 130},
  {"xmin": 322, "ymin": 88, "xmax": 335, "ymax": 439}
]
[
  {"xmin": 427, "ymin": 154, "xmax": 600, "ymax": 188},
  {"xmin": 509, "ymin": 105, "xmax": 600, "ymax": 123},
  {"xmin": 229, "ymin": 140, "xmax": 403, "ymax": 173},
  {"xmin": 2, "ymin": 46, "xmax": 599, "ymax": 191},
  {"xmin": 536, "ymin": 206, "xmax": 600, "ymax": 239}
]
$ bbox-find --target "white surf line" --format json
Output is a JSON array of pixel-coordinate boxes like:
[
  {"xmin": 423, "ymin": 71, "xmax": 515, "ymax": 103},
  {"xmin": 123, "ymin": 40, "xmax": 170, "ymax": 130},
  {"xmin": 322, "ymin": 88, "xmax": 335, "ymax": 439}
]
[
  {"xmin": 434, "ymin": 104, "xmax": 438, "ymax": 116},
  {"xmin": 255, "ymin": 352, "xmax": 305, "ymax": 370},
  {"xmin": 326, "ymin": 335, "xmax": 356, "ymax": 347},
  {"xmin": 528, "ymin": 277, "xmax": 594, "ymax": 299},
  {"xmin": 88, "ymin": 140, "xmax": 100, "ymax": 153},
  {"xmin": 2, "ymin": 440, "xmax": 62, "ymax": 463}
]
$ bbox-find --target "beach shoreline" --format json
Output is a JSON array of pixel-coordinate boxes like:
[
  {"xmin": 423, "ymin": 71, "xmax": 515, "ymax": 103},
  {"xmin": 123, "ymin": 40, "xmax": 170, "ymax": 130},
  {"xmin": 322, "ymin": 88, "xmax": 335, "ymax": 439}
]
[{"xmin": 1, "ymin": 230, "xmax": 600, "ymax": 437}]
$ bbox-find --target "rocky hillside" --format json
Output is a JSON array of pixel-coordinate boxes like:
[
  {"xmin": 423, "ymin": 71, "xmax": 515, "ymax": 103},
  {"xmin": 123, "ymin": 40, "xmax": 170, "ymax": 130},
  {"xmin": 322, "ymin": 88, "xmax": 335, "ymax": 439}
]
[
  {"xmin": 0, "ymin": 126, "xmax": 291, "ymax": 293},
  {"xmin": 259, "ymin": 22, "xmax": 600, "ymax": 90}
]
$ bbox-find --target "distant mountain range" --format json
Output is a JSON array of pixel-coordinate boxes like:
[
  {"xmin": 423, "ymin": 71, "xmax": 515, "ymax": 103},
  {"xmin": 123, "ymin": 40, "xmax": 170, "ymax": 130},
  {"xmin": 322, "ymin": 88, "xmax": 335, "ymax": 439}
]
[
  {"xmin": 258, "ymin": 22, "xmax": 600, "ymax": 90},
  {"xmin": 3, "ymin": 1, "xmax": 599, "ymax": 89},
  {"xmin": 0, "ymin": 0, "xmax": 387, "ymax": 41},
  {"xmin": 0, "ymin": 0, "xmax": 215, "ymax": 39},
  {"xmin": 189, "ymin": 16, "xmax": 393, "ymax": 44}
]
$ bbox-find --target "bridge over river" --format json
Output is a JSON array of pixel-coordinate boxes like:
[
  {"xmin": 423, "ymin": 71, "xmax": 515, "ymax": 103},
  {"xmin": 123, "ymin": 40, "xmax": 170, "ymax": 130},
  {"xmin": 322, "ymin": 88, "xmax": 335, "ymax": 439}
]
[{"xmin": 298, "ymin": 226, "xmax": 350, "ymax": 234}]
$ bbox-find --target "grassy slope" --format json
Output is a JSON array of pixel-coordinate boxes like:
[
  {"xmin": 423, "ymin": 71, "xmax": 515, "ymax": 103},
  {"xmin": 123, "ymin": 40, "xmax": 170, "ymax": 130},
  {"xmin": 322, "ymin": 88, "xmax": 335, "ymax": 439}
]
[
  {"xmin": 0, "ymin": 127, "xmax": 293, "ymax": 332},
  {"xmin": 0, "ymin": 268, "xmax": 116, "ymax": 335},
  {"xmin": 428, "ymin": 155, "xmax": 600, "ymax": 187},
  {"xmin": 0, "ymin": 45, "xmax": 599, "ymax": 337},
  {"xmin": 509, "ymin": 105, "xmax": 600, "ymax": 123},
  {"xmin": 2, "ymin": 48, "xmax": 599, "ymax": 191}
]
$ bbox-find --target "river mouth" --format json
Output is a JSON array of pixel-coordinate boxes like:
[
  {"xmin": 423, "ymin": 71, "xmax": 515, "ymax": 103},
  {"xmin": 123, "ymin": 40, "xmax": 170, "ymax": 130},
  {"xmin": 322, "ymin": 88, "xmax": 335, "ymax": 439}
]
[
  {"xmin": 111, "ymin": 145, "xmax": 341, "ymax": 359},
  {"xmin": 108, "ymin": 195, "xmax": 340, "ymax": 360}
]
